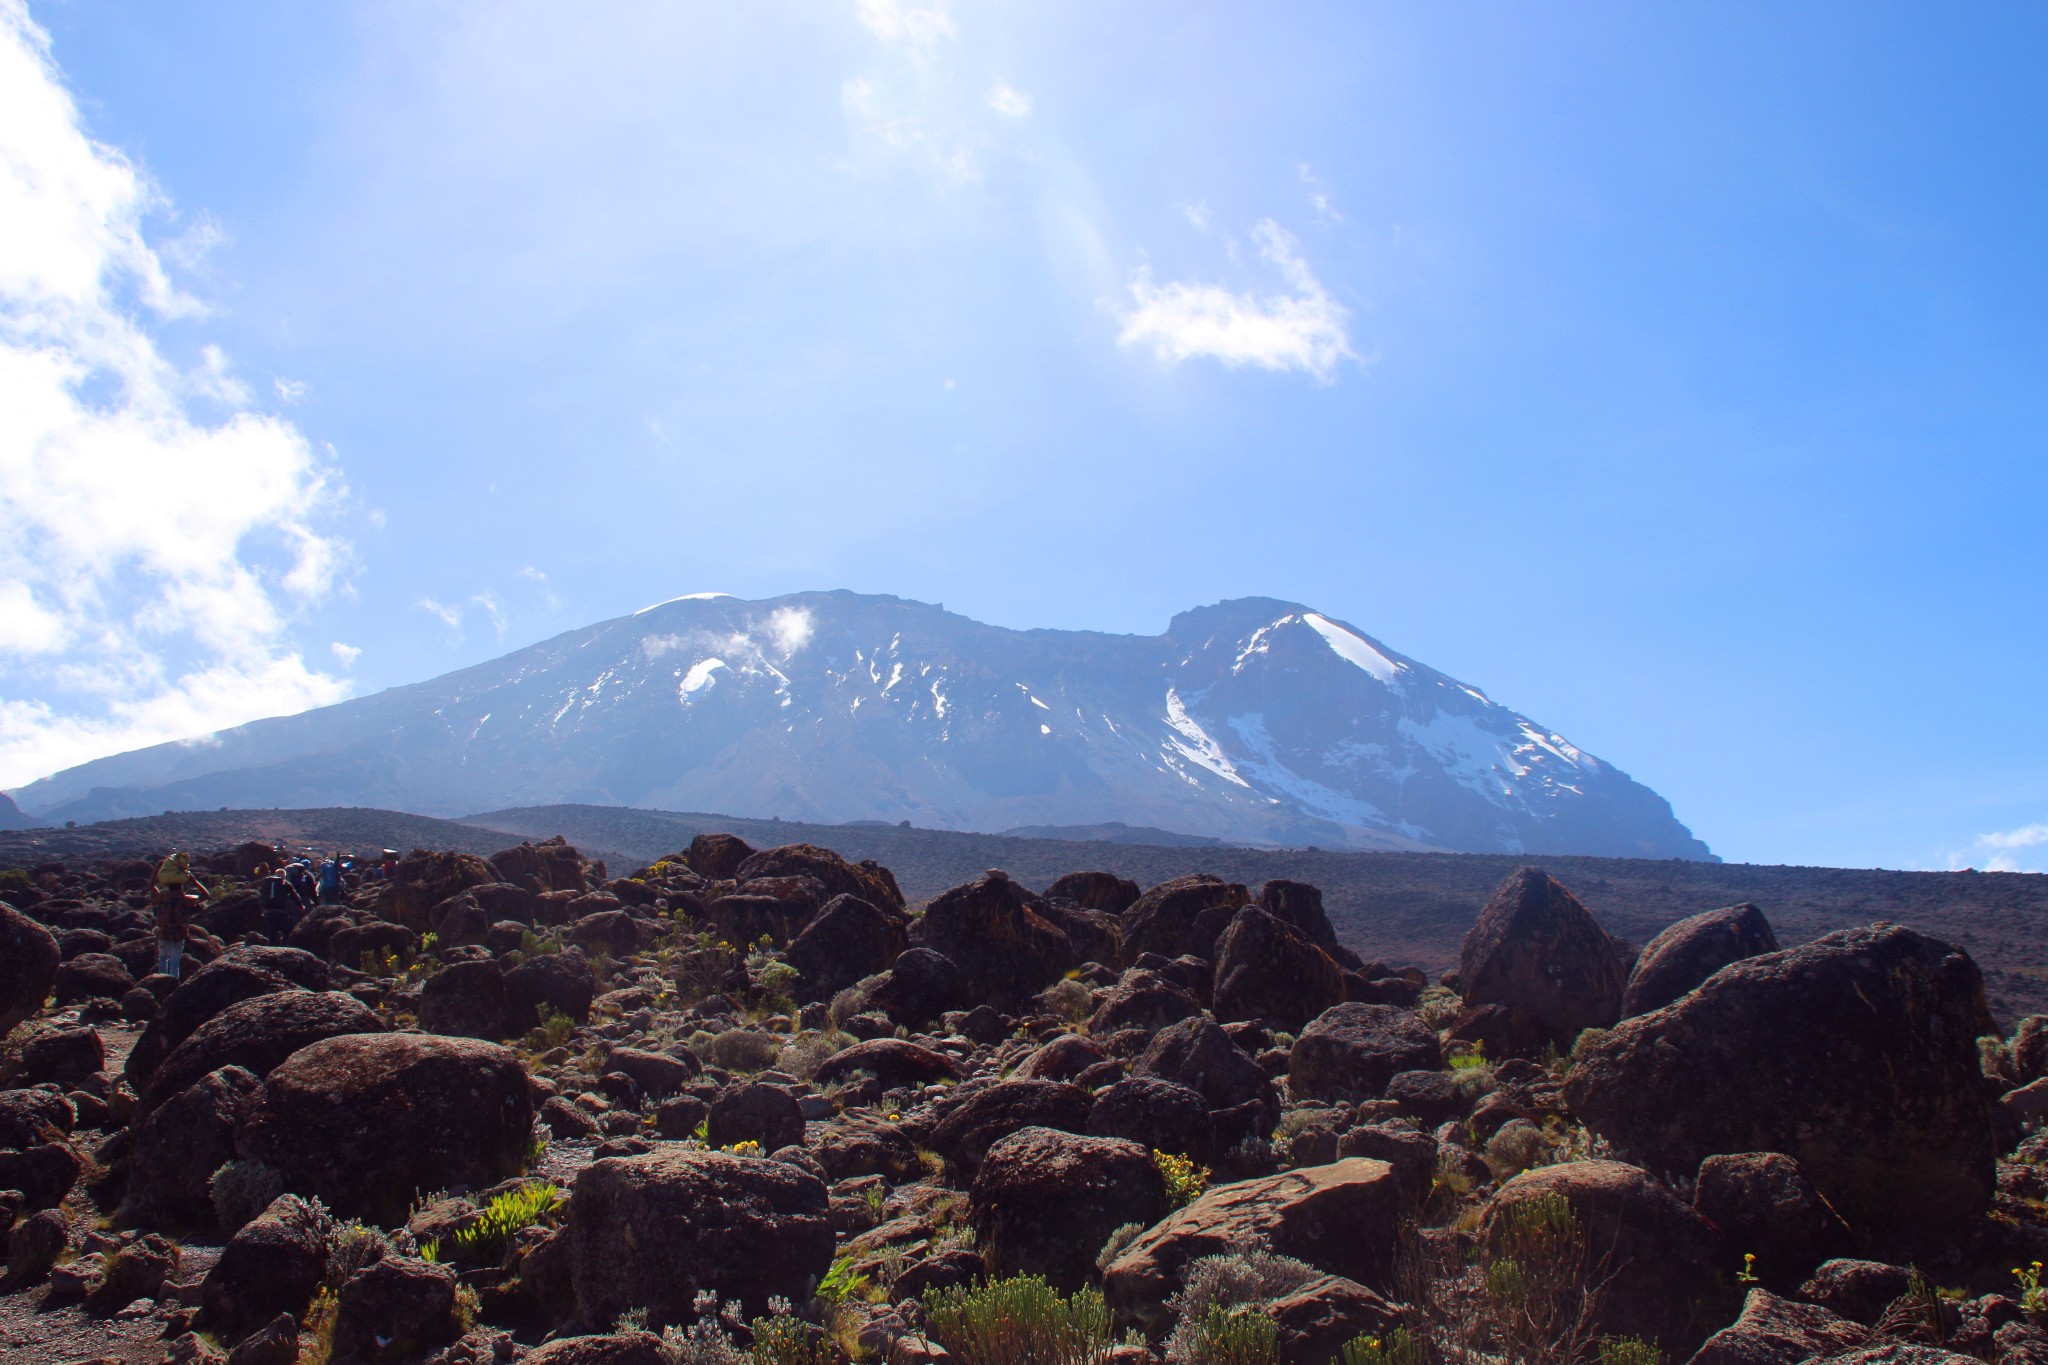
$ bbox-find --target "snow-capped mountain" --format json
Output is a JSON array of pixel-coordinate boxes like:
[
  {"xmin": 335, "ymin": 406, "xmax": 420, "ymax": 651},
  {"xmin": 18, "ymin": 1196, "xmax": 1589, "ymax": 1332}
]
[{"xmin": 11, "ymin": 592, "xmax": 1712, "ymax": 858}]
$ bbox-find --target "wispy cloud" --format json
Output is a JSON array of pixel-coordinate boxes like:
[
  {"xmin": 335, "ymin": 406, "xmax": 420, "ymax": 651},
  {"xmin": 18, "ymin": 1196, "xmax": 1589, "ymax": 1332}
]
[
  {"xmin": 853, "ymin": 0, "xmax": 954, "ymax": 52},
  {"xmin": 330, "ymin": 642, "xmax": 361, "ymax": 667},
  {"xmin": 1297, "ymin": 162, "xmax": 1342, "ymax": 223},
  {"xmin": 986, "ymin": 81, "xmax": 1032, "ymax": 118},
  {"xmin": 0, "ymin": 4, "xmax": 354, "ymax": 790},
  {"xmin": 1116, "ymin": 220, "xmax": 1358, "ymax": 381},
  {"xmin": 1957, "ymin": 821, "xmax": 2048, "ymax": 873},
  {"xmin": 416, "ymin": 590, "xmax": 509, "ymax": 643}
]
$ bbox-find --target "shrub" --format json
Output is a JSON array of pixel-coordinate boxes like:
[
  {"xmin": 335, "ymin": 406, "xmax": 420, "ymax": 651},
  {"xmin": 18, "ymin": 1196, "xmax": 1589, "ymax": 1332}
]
[
  {"xmin": 1038, "ymin": 978, "xmax": 1093, "ymax": 1026},
  {"xmin": 1416, "ymin": 986, "xmax": 1462, "ymax": 1031},
  {"xmin": 661, "ymin": 1291, "xmax": 748, "ymax": 1365},
  {"xmin": 1163, "ymin": 1249, "xmax": 1317, "ymax": 1365},
  {"xmin": 1180, "ymin": 1305, "xmax": 1279, "ymax": 1365},
  {"xmin": 1484, "ymin": 1120, "xmax": 1554, "ymax": 1180},
  {"xmin": 0, "ymin": 868, "xmax": 32, "ymax": 893},
  {"xmin": 1095, "ymin": 1222, "xmax": 1145, "ymax": 1278},
  {"xmin": 209, "ymin": 1159, "xmax": 284, "ymax": 1233},
  {"xmin": 1396, "ymin": 1189, "xmax": 1610, "ymax": 1365},
  {"xmin": 1447, "ymin": 1041, "xmax": 1487, "ymax": 1072},
  {"xmin": 530, "ymin": 1005, "xmax": 576, "ymax": 1049},
  {"xmin": 1154, "ymin": 1149, "xmax": 1210, "ymax": 1207},
  {"xmin": 922, "ymin": 1274, "xmax": 1113, "ymax": 1365},
  {"xmin": 1341, "ymin": 1327, "xmax": 1427, "ymax": 1365},
  {"xmin": 827, "ymin": 985, "xmax": 871, "ymax": 1028},
  {"xmin": 697, "ymin": 1028, "xmax": 782, "ymax": 1073},
  {"xmin": 776, "ymin": 1031, "xmax": 848, "ymax": 1080},
  {"xmin": 1596, "ymin": 1338, "xmax": 1663, "ymax": 1365},
  {"xmin": 751, "ymin": 1301, "xmax": 833, "ymax": 1365},
  {"xmin": 453, "ymin": 1181, "xmax": 564, "ymax": 1264}
]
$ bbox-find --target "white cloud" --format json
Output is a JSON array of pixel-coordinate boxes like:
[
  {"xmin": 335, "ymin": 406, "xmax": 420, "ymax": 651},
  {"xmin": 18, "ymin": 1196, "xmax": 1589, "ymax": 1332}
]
[
  {"xmin": 417, "ymin": 597, "xmax": 464, "ymax": 631},
  {"xmin": 1297, "ymin": 162, "xmax": 1342, "ymax": 223},
  {"xmin": 330, "ymin": 642, "xmax": 361, "ymax": 667},
  {"xmin": 986, "ymin": 81, "xmax": 1032, "ymax": 118},
  {"xmin": 766, "ymin": 606, "xmax": 815, "ymax": 657},
  {"xmin": 1179, "ymin": 201, "xmax": 1211, "ymax": 233},
  {"xmin": 1959, "ymin": 822, "xmax": 2048, "ymax": 873},
  {"xmin": 854, "ymin": 0, "xmax": 954, "ymax": 51},
  {"xmin": 1116, "ymin": 219, "xmax": 1358, "ymax": 381},
  {"xmin": 0, "ymin": 3, "xmax": 354, "ymax": 790},
  {"xmin": 273, "ymin": 376, "xmax": 308, "ymax": 404}
]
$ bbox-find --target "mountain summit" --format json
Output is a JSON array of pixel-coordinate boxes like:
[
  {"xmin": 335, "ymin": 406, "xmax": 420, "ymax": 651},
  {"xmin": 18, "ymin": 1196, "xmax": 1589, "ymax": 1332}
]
[{"xmin": 12, "ymin": 591, "xmax": 1711, "ymax": 858}]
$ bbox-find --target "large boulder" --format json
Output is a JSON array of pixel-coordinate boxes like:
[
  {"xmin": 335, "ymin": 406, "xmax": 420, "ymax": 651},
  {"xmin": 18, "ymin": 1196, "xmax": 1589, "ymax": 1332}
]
[
  {"xmin": 787, "ymin": 894, "xmax": 909, "ymax": 997},
  {"xmin": 1, "ymin": 903, "xmax": 60, "ymax": 1038},
  {"xmin": 929, "ymin": 1080, "xmax": 1092, "ymax": 1176},
  {"xmin": 866, "ymin": 948, "xmax": 970, "ymax": 1029},
  {"xmin": 1131, "ymin": 1017, "xmax": 1274, "ymax": 1118},
  {"xmin": 735, "ymin": 843, "xmax": 905, "ymax": 912},
  {"xmin": 419, "ymin": 958, "xmax": 512, "ymax": 1039},
  {"xmin": 1257, "ymin": 880, "xmax": 1354, "ymax": 964},
  {"xmin": 569, "ymin": 1147, "xmax": 832, "ymax": 1327},
  {"xmin": 503, "ymin": 948, "xmax": 598, "ymax": 1030},
  {"xmin": 813, "ymin": 1038, "xmax": 963, "ymax": 1092},
  {"xmin": 1268, "ymin": 1275, "xmax": 1402, "ymax": 1365},
  {"xmin": 125, "ymin": 948, "xmax": 328, "ymax": 1089},
  {"xmin": 51, "ymin": 952, "xmax": 134, "ymax": 1006},
  {"xmin": 200, "ymin": 1195, "xmax": 329, "ymax": 1342},
  {"xmin": 330, "ymin": 1254, "xmax": 462, "ymax": 1362},
  {"xmin": 810, "ymin": 1113, "xmax": 923, "ymax": 1182},
  {"xmin": 1454, "ymin": 868, "xmax": 1624, "ymax": 1055},
  {"xmin": 125, "ymin": 1065, "xmax": 265, "ymax": 1221},
  {"xmin": 490, "ymin": 838, "xmax": 588, "ymax": 896},
  {"xmin": 18, "ymin": 1024, "xmax": 104, "ymax": 1087},
  {"xmin": 910, "ymin": 874, "xmax": 1078, "ymax": 1010},
  {"xmin": 1562, "ymin": 924, "xmax": 1998, "ymax": 1243},
  {"xmin": 1089, "ymin": 968, "xmax": 1203, "ymax": 1034},
  {"xmin": 1119, "ymin": 875, "xmax": 1247, "ymax": 964},
  {"xmin": 1687, "ymin": 1289, "xmax": 1868, "ymax": 1365},
  {"xmin": 1692, "ymin": 1153, "xmax": 1851, "ymax": 1291},
  {"xmin": 1621, "ymin": 904, "xmax": 1780, "ymax": 1018},
  {"xmin": 1479, "ymin": 1160, "xmax": 1725, "ymax": 1356},
  {"xmin": 524, "ymin": 1333, "xmax": 673, "ymax": 1365},
  {"xmin": 971, "ymin": 1127, "xmax": 1168, "ymax": 1291},
  {"xmin": 707, "ymin": 1082, "xmax": 804, "ymax": 1153},
  {"xmin": 384, "ymin": 850, "xmax": 497, "ymax": 930},
  {"xmin": 139, "ymin": 990, "xmax": 383, "ymax": 1116},
  {"xmin": 687, "ymin": 832, "xmax": 755, "ymax": 881},
  {"xmin": 0, "ymin": 1088, "xmax": 75, "ymax": 1148},
  {"xmin": 0, "ymin": 1141, "xmax": 80, "ymax": 1211},
  {"xmin": 1211, "ymin": 907, "xmax": 1347, "ymax": 1031},
  {"xmin": 237, "ymin": 1033, "xmax": 533, "ymax": 1223},
  {"xmin": 1087, "ymin": 1077, "xmax": 1212, "ymax": 1160},
  {"xmin": 1288, "ymin": 1003, "xmax": 1443, "ymax": 1102},
  {"xmin": 1102, "ymin": 1158, "xmax": 1405, "ymax": 1331},
  {"xmin": 1046, "ymin": 871, "xmax": 1141, "ymax": 914}
]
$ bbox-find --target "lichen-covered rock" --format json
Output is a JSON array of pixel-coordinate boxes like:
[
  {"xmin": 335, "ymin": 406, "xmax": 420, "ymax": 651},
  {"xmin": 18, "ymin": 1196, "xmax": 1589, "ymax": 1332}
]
[
  {"xmin": 419, "ymin": 958, "xmax": 512, "ymax": 1039},
  {"xmin": 18, "ymin": 1024, "xmax": 104, "ymax": 1088},
  {"xmin": 971, "ymin": 1127, "xmax": 1167, "ymax": 1291},
  {"xmin": 866, "ymin": 948, "xmax": 970, "ymax": 1029},
  {"xmin": 910, "ymin": 874, "xmax": 1078, "ymax": 1010},
  {"xmin": 1119, "ymin": 875, "xmax": 1247, "ymax": 965},
  {"xmin": 524, "ymin": 1332, "xmax": 674, "ymax": 1365},
  {"xmin": 1267, "ymin": 1275, "xmax": 1401, "ymax": 1365},
  {"xmin": 1046, "ymin": 871, "xmax": 1142, "ymax": 914},
  {"xmin": 503, "ymin": 947, "xmax": 597, "ymax": 1030},
  {"xmin": 1102, "ymin": 1158, "xmax": 1404, "ymax": 1331},
  {"xmin": 1454, "ymin": 868, "xmax": 1624, "ymax": 1055},
  {"xmin": 125, "ymin": 947, "xmax": 329, "ymax": 1089},
  {"xmin": 814, "ymin": 1036, "xmax": 963, "ymax": 1092},
  {"xmin": 568, "ymin": 1147, "xmax": 832, "ymax": 1327},
  {"xmin": 1687, "ymin": 1289, "xmax": 1869, "ymax": 1365},
  {"xmin": 490, "ymin": 837, "xmax": 590, "ymax": 896},
  {"xmin": 810, "ymin": 1112, "xmax": 922, "ymax": 1182},
  {"xmin": 735, "ymin": 842, "xmax": 906, "ymax": 912},
  {"xmin": 1692, "ymin": 1152, "xmax": 1850, "ymax": 1291},
  {"xmin": 1087, "ymin": 1077, "xmax": 1212, "ymax": 1160},
  {"xmin": 1132, "ymin": 1016, "xmax": 1274, "ymax": 1119},
  {"xmin": 1211, "ymin": 907, "xmax": 1347, "ymax": 1031},
  {"xmin": 1, "ymin": 903, "xmax": 61, "ymax": 1039},
  {"xmin": 1563, "ymin": 924, "xmax": 1998, "ymax": 1244},
  {"xmin": 126, "ymin": 1065, "xmax": 265, "ymax": 1221},
  {"xmin": 930, "ymin": 1079, "xmax": 1092, "ymax": 1176},
  {"xmin": 1621, "ymin": 903, "xmax": 1780, "ymax": 1018},
  {"xmin": 237, "ymin": 1033, "xmax": 533, "ymax": 1223},
  {"xmin": 1287, "ymin": 1003, "xmax": 1442, "ymax": 1102},
  {"xmin": 200, "ymin": 1195, "xmax": 329, "ymax": 1342},
  {"xmin": 708, "ymin": 1082, "xmax": 804, "ymax": 1153},
  {"xmin": 787, "ymin": 894, "xmax": 909, "ymax": 996},
  {"xmin": 52, "ymin": 952, "xmax": 135, "ymax": 1006},
  {"xmin": 331, "ymin": 1255, "xmax": 462, "ymax": 1362},
  {"xmin": 1089, "ymin": 968, "xmax": 1202, "ymax": 1035},
  {"xmin": 384, "ymin": 850, "xmax": 498, "ymax": 930},
  {"xmin": 1479, "ymin": 1160, "xmax": 1725, "ymax": 1356},
  {"xmin": 140, "ymin": 990, "xmax": 382, "ymax": 1116},
  {"xmin": 686, "ymin": 832, "xmax": 755, "ymax": 881}
]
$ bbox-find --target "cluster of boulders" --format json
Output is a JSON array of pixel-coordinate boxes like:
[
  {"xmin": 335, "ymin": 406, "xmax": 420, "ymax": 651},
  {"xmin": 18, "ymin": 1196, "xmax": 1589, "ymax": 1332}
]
[{"xmin": 1, "ymin": 838, "xmax": 2045, "ymax": 1365}]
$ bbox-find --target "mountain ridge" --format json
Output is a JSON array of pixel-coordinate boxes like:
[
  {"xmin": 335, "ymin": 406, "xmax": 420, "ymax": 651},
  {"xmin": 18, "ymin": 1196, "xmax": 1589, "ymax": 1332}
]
[{"xmin": 12, "ymin": 590, "xmax": 1711, "ymax": 859}]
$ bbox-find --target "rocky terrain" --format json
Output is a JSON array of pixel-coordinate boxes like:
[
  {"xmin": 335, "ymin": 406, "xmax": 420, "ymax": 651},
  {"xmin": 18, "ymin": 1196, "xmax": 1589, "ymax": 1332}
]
[
  {"xmin": 10, "ymin": 592, "xmax": 1711, "ymax": 859},
  {"xmin": 1, "ymin": 832, "xmax": 2044, "ymax": 1365},
  {"xmin": 9, "ymin": 805, "xmax": 2043, "ymax": 1021}
]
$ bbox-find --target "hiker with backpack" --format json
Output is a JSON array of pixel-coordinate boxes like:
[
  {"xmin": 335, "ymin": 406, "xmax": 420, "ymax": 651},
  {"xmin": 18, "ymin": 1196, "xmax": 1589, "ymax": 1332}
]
[
  {"xmin": 259, "ymin": 863, "xmax": 309, "ymax": 943},
  {"xmin": 284, "ymin": 857, "xmax": 317, "ymax": 905},
  {"xmin": 151, "ymin": 850, "xmax": 198, "ymax": 979},
  {"xmin": 319, "ymin": 851, "xmax": 347, "ymax": 904}
]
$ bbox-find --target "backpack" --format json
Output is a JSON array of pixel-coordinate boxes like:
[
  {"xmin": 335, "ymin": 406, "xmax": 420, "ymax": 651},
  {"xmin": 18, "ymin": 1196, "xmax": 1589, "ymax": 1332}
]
[{"xmin": 260, "ymin": 874, "xmax": 287, "ymax": 909}]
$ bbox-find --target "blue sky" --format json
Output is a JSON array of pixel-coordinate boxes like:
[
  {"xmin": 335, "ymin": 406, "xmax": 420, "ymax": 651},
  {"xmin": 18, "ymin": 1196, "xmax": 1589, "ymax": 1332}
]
[{"xmin": 2, "ymin": 1, "xmax": 2044, "ymax": 871}]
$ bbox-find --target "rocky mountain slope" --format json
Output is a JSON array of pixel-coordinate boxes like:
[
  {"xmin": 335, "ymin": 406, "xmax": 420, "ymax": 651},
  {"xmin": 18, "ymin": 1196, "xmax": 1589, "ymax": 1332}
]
[
  {"xmin": 11, "ymin": 592, "xmax": 1710, "ymax": 860},
  {"xmin": 0, "ymin": 834, "xmax": 2042, "ymax": 1365}
]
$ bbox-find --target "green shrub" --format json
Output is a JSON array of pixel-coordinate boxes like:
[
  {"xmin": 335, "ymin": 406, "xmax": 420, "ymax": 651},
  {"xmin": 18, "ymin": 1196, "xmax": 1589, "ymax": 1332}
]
[
  {"xmin": 922, "ymin": 1274, "xmax": 1112, "ymax": 1365},
  {"xmin": 209, "ymin": 1158, "xmax": 283, "ymax": 1233},
  {"xmin": 453, "ymin": 1181, "xmax": 563, "ymax": 1264},
  {"xmin": 1153, "ymin": 1149, "xmax": 1209, "ymax": 1207},
  {"xmin": 1340, "ymin": 1327, "xmax": 1426, "ymax": 1365},
  {"xmin": 1095, "ymin": 1222, "xmax": 1144, "ymax": 1277},
  {"xmin": 751, "ymin": 1305, "xmax": 833, "ymax": 1365},
  {"xmin": 1183, "ymin": 1305, "xmax": 1279, "ymax": 1365},
  {"xmin": 1163, "ymin": 1249, "xmax": 1315, "ymax": 1365},
  {"xmin": 0, "ymin": 868, "xmax": 33, "ymax": 892},
  {"xmin": 1596, "ymin": 1338, "xmax": 1662, "ymax": 1365},
  {"xmin": 697, "ymin": 1028, "xmax": 782, "ymax": 1072}
]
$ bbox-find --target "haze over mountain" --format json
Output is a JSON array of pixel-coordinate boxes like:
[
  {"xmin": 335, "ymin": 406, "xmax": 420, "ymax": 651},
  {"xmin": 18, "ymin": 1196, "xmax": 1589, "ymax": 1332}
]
[{"xmin": 11, "ymin": 592, "xmax": 1710, "ymax": 859}]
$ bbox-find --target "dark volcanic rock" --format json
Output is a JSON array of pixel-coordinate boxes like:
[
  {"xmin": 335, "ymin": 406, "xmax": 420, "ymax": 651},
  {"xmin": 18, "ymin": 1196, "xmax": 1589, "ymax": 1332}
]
[
  {"xmin": 929, "ymin": 1079, "xmax": 1092, "ymax": 1176},
  {"xmin": 237, "ymin": 1032, "xmax": 533, "ymax": 1223},
  {"xmin": 911, "ymin": 874, "xmax": 1078, "ymax": 1010},
  {"xmin": 810, "ymin": 1112, "xmax": 922, "ymax": 1182},
  {"xmin": 0, "ymin": 1088, "xmax": 75, "ymax": 1148},
  {"xmin": 1455, "ymin": 868, "xmax": 1624, "ymax": 1055},
  {"xmin": 1481, "ymin": 1160, "xmax": 1725, "ymax": 1356},
  {"xmin": 19, "ymin": 1024, "xmax": 104, "ymax": 1087},
  {"xmin": 1257, "ymin": 879, "xmax": 1353, "ymax": 963},
  {"xmin": 52, "ymin": 952, "xmax": 134, "ymax": 1006},
  {"xmin": 1693, "ymin": 1152, "xmax": 1851, "ymax": 1291},
  {"xmin": 503, "ymin": 947, "xmax": 598, "ymax": 1029},
  {"xmin": 1687, "ymin": 1289, "xmax": 1868, "ymax": 1365},
  {"xmin": 1046, "ymin": 871, "xmax": 1141, "ymax": 914},
  {"xmin": 1, "ymin": 903, "xmax": 61, "ymax": 1038},
  {"xmin": 1089, "ymin": 968, "xmax": 1202, "ymax": 1034},
  {"xmin": 787, "ymin": 894, "xmax": 909, "ymax": 996},
  {"xmin": 1622, "ymin": 903, "xmax": 1781, "ymax": 1018},
  {"xmin": 1268, "ymin": 1275, "xmax": 1402, "ymax": 1365},
  {"xmin": 201, "ymin": 1196, "xmax": 329, "ymax": 1341},
  {"xmin": 1102, "ymin": 1158, "xmax": 1405, "ymax": 1331},
  {"xmin": 867, "ymin": 947, "xmax": 970, "ymax": 1029},
  {"xmin": 331, "ymin": 1254, "xmax": 462, "ymax": 1362},
  {"xmin": 707, "ymin": 1082, "xmax": 804, "ymax": 1152},
  {"xmin": 1288, "ymin": 1003, "xmax": 1443, "ymax": 1102},
  {"xmin": 1211, "ymin": 906, "xmax": 1346, "ymax": 1030},
  {"xmin": 385, "ymin": 850, "xmax": 497, "ymax": 930},
  {"xmin": 140, "ymin": 989, "xmax": 383, "ymax": 1115},
  {"xmin": 419, "ymin": 958, "xmax": 512, "ymax": 1039},
  {"xmin": 0, "ymin": 1141, "xmax": 80, "ymax": 1211},
  {"xmin": 736, "ymin": 842, "xmax": 905, "ymax": 911},
  {"xmin": 490, "ymin": 837, "xmax": 588, "ymax": 896},
  {"xmin": 126, "ymin": 1064, "xmax": 265, "ymax": 1221},
  {"xmin": 1563, "ymin": 924, "xmax": 1998, "ymax": 1244},
  {"xmin": 971, "ymin": 1126, "xmax": 1168, "ymax": 1291},
  {"xmin": 569, "ymin": 1147, "xmax": 832, "ymax": 1327},
  {"xmin": 1119, "ymin": 874, "xmax": 1247, "ymax": 965},
  {"xmin": 813, "ymin": 1037, "xmax": 963, "ymax": 1091},
  {"xmin": 126, "ymin": 952, "xmax": 317, "ymax": 1089},
  {"xmin": 1132, "ymin": 1016, "xmax": 1274, "ymax": 1118},
  {"xmin": 687, "ymin": 832, "xmax": 756, "ymax": 880},
  {"xmin": 1086, "ymin": 1076, "xmax": 1211, "ymax": 1159}
]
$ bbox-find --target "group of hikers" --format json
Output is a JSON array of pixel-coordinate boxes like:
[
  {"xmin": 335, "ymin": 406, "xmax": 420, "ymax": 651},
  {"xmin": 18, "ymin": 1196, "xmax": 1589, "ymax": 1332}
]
[{"xmin": 148, "ymin": 845, "xmax": 400, "ymax": 979}]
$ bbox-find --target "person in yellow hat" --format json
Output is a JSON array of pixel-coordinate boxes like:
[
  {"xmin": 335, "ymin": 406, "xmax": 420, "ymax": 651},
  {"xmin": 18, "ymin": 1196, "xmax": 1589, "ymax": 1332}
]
[{"xmin": 152, "ymin": 851, "xmax": 197, "ymax": 979}]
